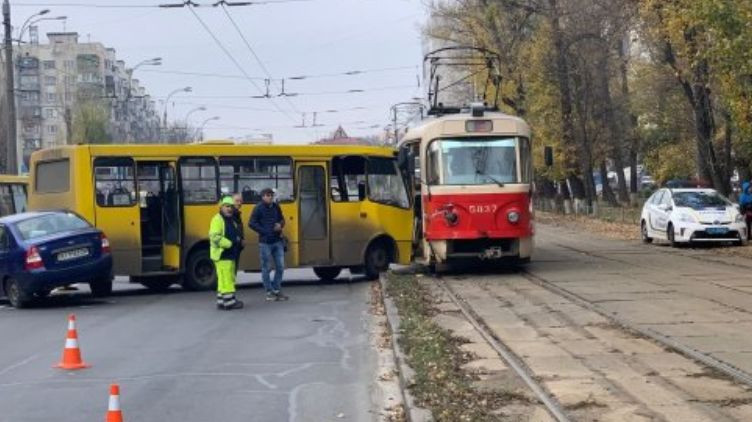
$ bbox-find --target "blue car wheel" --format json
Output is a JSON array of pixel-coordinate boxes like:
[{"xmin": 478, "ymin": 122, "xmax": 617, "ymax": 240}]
[{"xmin": 5, "ymin": 278, "xmax": 31, "ymax": 309}]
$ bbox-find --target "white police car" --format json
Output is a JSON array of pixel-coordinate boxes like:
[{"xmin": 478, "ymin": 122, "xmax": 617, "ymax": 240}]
[{"xmin": 640, "ymin": 188, "xmax": 747, "ymax": 246}]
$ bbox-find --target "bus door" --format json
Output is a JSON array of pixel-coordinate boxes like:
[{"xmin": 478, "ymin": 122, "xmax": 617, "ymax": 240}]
[
  {"xmin": 297, "ymin": 162, "xmax": 330, "ymax": 265},
  {"xmin": 135, "ymin": 161, "xmax": 182, "ymax": 273},
  {"xmin": 93, "ymin": 157, "xmax": 141, "ymax": 275},
  {"xmin": 329, "ymin": 156, "xmax": 373, "ymax": 265}
]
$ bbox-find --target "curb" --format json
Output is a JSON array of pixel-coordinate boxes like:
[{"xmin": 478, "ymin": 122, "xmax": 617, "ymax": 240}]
[{"xmin": 379, "ymin": 274, "xmax": 433, "ymax": 422}]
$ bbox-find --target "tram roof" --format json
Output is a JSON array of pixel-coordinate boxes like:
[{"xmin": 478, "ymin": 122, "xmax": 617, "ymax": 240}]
[{"xmin": 401, "ymin": 111, "xmax": 530, "ymax": 145}]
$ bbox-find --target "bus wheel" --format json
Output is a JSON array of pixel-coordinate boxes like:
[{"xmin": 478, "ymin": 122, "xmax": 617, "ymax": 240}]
[
  {"xmin": 364, "ymin": 242, "xmax": 390, "ymax": 280},
  {"xmin": 313, "ymin": 267, "xmax": 342, "ymax": 282},
  {"xmin": 89, "ymin": 277, "xmax": 113, "ymax": 298},
  {"xmin": 184, "ymin": 249, "xmax": 216, "ymax": 291}
]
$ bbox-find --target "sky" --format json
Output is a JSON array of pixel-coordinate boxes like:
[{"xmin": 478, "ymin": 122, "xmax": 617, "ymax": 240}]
[{"xmin": 12, "ymin": 0, "xmax": 427, "ymax": 143}]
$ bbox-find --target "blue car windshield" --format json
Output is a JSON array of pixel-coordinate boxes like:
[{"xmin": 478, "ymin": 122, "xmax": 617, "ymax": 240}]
[
  {"xmin": 673, "ymin": 192, "xmax": 730, "ymax": 210},
  {"xmin": 15, "ymin": 213, "xmax": 90, "ymax": 241}
]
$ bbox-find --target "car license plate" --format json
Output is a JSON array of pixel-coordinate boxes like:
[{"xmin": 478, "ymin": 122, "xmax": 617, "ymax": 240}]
[
  {"xmin": 57, "ymin": 248, "xmax": 89, "ymax": 262},
  {"xmin": 706, "ymin": 227, "xmax": 729, "ymax": 235}
]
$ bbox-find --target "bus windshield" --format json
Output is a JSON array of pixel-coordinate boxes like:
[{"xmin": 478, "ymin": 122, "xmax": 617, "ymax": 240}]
[{"xmin": 428, "ymin": 138, "xmax": 518, "ymax": 185}]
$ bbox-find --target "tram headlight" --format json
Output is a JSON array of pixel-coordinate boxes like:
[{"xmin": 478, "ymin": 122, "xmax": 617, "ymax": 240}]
[
  {"xmin": 444, "ymin": 210, "xmax": 459, "ymax": 226},
  {"xmin": 507, "ymin": 210, "xmax": 521, "ymax": 224}
]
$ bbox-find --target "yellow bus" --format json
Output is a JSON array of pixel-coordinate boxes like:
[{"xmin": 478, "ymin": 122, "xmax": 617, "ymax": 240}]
[
  {"xmin": 27, "ymin": 143, "xmax": 412, "ymax": 291},
  {"xmin": 0, "ymin": 175, "xmax": 28, "ymax": 217}
]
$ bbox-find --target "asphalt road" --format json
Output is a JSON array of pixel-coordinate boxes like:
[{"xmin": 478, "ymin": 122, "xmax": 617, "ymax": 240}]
[{"xmin": 0, "ymin": 270, "xmax": 379, "ymax": 422}]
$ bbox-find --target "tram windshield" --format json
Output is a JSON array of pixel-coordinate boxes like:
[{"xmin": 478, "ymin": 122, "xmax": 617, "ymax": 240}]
[{"xmin": 427, "ymin": 138, "xmax": 524, "ymax": 186}]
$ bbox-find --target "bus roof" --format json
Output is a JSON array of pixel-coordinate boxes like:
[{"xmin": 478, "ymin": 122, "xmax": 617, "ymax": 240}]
[
  {"xmin": 30, "ymin": 143, "xmax": 397, "ymax": 161},
  {"xmin": 0, "ymin": 175, "xmax": 29, "ymax": 184}
]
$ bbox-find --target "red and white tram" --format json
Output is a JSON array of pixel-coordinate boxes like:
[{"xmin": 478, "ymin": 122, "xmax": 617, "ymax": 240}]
[{"xmin": 398, "ymin": 103, "xmax": 534, "ymax": 266}]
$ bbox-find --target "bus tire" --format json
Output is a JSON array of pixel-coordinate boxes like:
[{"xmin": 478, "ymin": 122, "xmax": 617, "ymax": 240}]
[
  {"xmin": 313, "ymin": 266, "xmax": 342, "ymax": 282},
  {"xmin": 184, "ymin": 248, "xmax": 216, "ymax": 291},
  {"xmin": 364, "ymin": 241, "xmax": 391, "ymax": 280},
  {"xmin": 89, "ymin": 277, "xmax": 113, "ymax": 298}
]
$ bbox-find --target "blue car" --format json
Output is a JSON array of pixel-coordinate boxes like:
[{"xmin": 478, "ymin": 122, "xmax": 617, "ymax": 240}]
[{"xmin": 0, "ymin": 211, "xmax": 113, "ymax": 308}]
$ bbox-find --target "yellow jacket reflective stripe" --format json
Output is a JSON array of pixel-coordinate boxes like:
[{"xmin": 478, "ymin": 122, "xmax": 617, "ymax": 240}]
[{"xmin": 209, "ymin": 213, "xmax": 233, "ymax": 261}]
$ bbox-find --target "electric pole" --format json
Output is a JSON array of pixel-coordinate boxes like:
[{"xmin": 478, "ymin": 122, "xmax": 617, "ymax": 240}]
[{"xmin": 3, "ymin": 0, "xmax": 17, "ymax": 174}]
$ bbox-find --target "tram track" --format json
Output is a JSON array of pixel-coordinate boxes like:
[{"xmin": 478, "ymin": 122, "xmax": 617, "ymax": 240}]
[
  {"xmin": 520, "ymin": 268, "xmax": 752, "ymax": 389},
  {"xmin": 418, "ymin": 267, "xmax": 752, "ymax": 421},
  {"xmin": 533, "ymin": 233, "xmax": 752, "ymax": 389},
  {"xmin": 435, "ymin": 276, "xmax": 572, "ymax": 422}
]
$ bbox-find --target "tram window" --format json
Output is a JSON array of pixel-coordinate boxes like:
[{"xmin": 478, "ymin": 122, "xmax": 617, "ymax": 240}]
[
  {"xmin": 180, "ymin": 158, "xmax": 218, "ymax": 204},
  {"xmin": 0, "ymin": 186, "xmax": 13, "ymax": 216},
  {"xmin": 36, "ymin": 159, "xmax": 70, "ymax": 193},
  {"xmin": 430, "ymin": 138, "xmax": 518, "ymax": 185},
  {"xmin": 331, "ymin": 156, "xmax": 366, "ymax": 202},
  {"xmin": 94, "ymin": 157, "xmax": 136, "ymax": 207},
  {"xmin": 367, "ymin": 158, "xmax": 410, "ymax": 209},
  {"xmin": 219, "ymin": 157, "xmax": 293, "ymax": 203},
  {"xmin": 519, "ymin": 137, "xmax": 532, "ymax": 183}
]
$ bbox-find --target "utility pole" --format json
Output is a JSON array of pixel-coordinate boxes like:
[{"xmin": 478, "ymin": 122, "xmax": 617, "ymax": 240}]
[{"xmin": 3, "ymin": 0, "xmax": 18, "ymax": 174}]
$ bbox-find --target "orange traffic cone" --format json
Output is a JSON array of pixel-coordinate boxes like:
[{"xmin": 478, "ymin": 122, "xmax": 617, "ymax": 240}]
[
  {"xmin": 106, "ymin": 384, "xmax": 124, "ymax": 422},
  {"xmin": 54, "ymin": 314, "xmax": 90, "ymax": 370}
]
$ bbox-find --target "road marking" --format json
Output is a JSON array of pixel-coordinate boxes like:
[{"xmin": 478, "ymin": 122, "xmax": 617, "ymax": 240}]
[{"xmin": 0, "ymin": 354, "xmax": 39, "ymax": 377}]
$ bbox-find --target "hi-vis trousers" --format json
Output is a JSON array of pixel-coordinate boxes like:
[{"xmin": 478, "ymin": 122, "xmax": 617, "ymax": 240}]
[{"xmin": 215, "ymin": 259, "xmax": 237, "ymax": 308}]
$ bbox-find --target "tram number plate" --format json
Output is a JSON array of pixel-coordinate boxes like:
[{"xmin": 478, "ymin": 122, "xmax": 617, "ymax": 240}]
[
  {"xmin": 57, "ymin": 248, "xmax": 89, "ymax": 262},
  {"xmin": 469, "ymin": 205, "xmax": 498, "ymax": 214}
]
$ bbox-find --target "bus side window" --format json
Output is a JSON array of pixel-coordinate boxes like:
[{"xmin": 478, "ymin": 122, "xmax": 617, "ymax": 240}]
[
  {"xmin": 12, "ymin": 185, "xmax": 27, "ymax": 213},
  {"xmin": 219, "ymin": 156, "xmax": 294, "ymax": 204},
  {"xmin": 180, "ymin": 157, "xmax": 219, "ymax": 205},
  {"xmin": 35, "ymin": 159, "xmax": 70, "ymax": 194},
  {"xmin": 331, "ymin": 156, "xmax": 366, "ymax": 202},
  {"xmin": 0, "ymin": 185, "xmax": 13, "ymax": 216},
  {"xmin": 94, "ymin": 157, "xmax": 137, "ymax": 207}
]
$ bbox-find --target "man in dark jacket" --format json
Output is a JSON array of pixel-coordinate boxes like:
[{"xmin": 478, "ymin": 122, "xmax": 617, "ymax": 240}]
[
  {"xmin": 232, "ymin": 193, "xmax": 245, "ymax": 268},
  {"xmin": 249, "ymin": 188, "xmax": 288, "ymax": 301}
]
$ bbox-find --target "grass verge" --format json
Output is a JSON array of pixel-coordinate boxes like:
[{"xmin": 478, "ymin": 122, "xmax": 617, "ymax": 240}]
[{"xmin": 385, "ymin": 273, "xmax": 510, "ymax": 421}]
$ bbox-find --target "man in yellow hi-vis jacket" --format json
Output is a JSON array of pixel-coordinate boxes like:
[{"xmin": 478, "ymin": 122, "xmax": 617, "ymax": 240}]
[{"xmin": 210, "ymin": 196, "xmax": 244, "ymax": 310}]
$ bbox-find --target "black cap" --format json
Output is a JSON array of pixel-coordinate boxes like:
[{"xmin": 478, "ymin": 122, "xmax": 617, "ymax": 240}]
[{"xmin": 261, "ymin": 188, "xmax": 274, "ymax": 196}]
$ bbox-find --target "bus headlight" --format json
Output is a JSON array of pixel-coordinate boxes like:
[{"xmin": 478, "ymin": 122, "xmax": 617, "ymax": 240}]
[{"xmin": 508, "ymin": 210, "xmax": 520, "ymax": 224}]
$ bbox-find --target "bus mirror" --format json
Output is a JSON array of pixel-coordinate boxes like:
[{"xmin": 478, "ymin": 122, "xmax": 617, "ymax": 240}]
[
  {"xmin": 358, "ymin": 181, "xmax": 367, "ymax": 201},
  {"xmin": 544, "ymin": 146, "xmax": 554, "ymax": 167},
  {"xmin": 397, "ymin": 148, "xmax": 409, "ymax": 170}
]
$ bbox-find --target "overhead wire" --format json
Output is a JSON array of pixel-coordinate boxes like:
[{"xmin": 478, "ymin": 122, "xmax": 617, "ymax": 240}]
[
  {"xmin": 13, "ymin": 0, "xmax": 310, "ymax": 7},
  {"xmin": 217, "ymin": 2, "xmax": 305, "ymax": 124},
  {"xmin": 139, "ymin": 65, "xmax": 416, "ymax": 82},
  {"xmin": 184, "ymin": 4, "xmax": 299, "ymax": 125}
]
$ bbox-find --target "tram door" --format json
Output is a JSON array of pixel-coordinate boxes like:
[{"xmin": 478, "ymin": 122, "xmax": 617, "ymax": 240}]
[
  {"xmin": 136, "ymin": 161, "xmax": 182, "ymax": 272},
  {"xmin": 297, "ymin": 163, "xmax": 330, "ymax": 265}
]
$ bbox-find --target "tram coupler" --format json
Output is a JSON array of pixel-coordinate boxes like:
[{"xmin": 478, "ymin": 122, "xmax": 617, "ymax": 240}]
[{"xmin": 479, "ymin": 247, "xmax": 504, "ymax": 260}]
